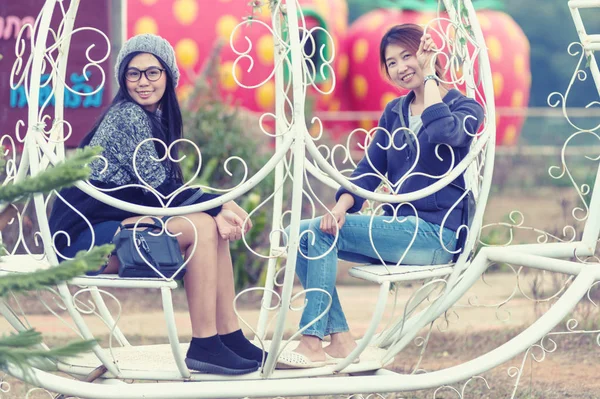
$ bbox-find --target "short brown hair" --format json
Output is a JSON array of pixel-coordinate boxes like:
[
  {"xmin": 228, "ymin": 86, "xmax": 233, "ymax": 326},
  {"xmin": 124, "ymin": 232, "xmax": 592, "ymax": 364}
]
[{"xmin": 379, "ymin": 24, "xmax": 445, "ymax": 82}]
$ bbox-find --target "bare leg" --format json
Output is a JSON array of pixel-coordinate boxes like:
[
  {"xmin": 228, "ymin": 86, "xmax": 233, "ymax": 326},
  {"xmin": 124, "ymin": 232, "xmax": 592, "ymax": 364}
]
[
  {"xmin": 108, "ymin": 214, "xmax": 259, "ymax": 374},
  {"xmin": 175, "ymin": 213, "xmax": 219, "ymax": 338},
  {"xmin": 324, "ymin": 331, "xmax": 357, "ymax": 358},
  {"xmin": 293, "ymin": 335, "xmax": 327, "ymax": 362},
  {"xmin": 214, "ymin": 234, "xmax": 241, "ymax": 334},
  {"xmin": 113, "ymin": 214, "xmax": 244, "ymax": 335},
  {"xmin": 115, "ymin": 214, "xmax": 220, "ymax": 338},
  {"xmin": 292, "ymin": 331, "xmax": 357, "ymax": 362}
]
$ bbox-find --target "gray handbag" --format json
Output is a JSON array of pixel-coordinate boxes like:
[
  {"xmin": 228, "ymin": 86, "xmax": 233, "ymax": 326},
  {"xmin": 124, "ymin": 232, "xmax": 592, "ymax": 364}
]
[
  {"xmin": 113, "ymin": 217, "xmax": 185, "ymax": 279},
  {"xmin": 112, "ymin": 189, "xmax": 205, "ymax": 279}
]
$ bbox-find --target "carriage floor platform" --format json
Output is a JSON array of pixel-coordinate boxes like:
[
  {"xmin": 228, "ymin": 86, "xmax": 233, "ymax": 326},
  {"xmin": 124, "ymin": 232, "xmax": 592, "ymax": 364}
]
[{"xmin": 58, "ymin": 342, "xmax": 391, "ymax": 381}]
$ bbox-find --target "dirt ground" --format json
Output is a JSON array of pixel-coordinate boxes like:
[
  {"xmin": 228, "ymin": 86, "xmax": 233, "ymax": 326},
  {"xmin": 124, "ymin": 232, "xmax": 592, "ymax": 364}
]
[{"xmin": 2, "ymin": 187, "xmax": 600, "ymax": 398}]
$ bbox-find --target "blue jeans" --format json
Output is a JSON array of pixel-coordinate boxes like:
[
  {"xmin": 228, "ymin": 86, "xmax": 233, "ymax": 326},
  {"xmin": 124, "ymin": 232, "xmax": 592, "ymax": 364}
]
[{"xmin": 289, "ymin": 214, "xmax": 457, "ymax": 340}]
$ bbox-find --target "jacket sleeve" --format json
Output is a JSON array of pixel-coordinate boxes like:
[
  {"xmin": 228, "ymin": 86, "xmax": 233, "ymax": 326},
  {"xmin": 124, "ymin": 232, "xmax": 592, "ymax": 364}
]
[
  {"xmin": 94, "ymin": 104, "xmax": 223, "ymax": 217},
  {"xmin": 420, "ymin": 97, "xmax": 485, "ymax": 148},
  {"xmin": 335, "ymin": 111, "xmax": 390, "ymax": 214},
  {"xmin": 99, "ymin": 104, "xmax": 169, "ymax": 188}
]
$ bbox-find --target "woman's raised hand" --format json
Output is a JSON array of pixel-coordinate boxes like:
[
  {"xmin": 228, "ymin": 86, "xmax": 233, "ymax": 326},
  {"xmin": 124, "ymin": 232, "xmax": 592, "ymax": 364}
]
[
  {"xmin": 215, "ymin": 209, "xmax": 244, "ymax": 241},
  {"xmin": 416, "ymin": 33, "xmax": 437, "ymax": 73}
]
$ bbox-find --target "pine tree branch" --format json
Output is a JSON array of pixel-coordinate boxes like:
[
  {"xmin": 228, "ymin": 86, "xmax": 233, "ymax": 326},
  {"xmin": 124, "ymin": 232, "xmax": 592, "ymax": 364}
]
[
  {"xmin": 0, "ymin": 244, "xmax": 114, "ymax": 297},
  {"xmin": 0, "ymin": 329, "xmax": 96, "ymax": 371},
  {"xmin": 0, "ymin": 145, "xmax": 108, "ymax": 375},
  {"xmin": 0, "ymin": 339, "xmax": 96, "ymax": 360},
  {"xmin": 0, "ymin": 146, "xmax": 103, "ymax": 204},
  {"xmin": 0, "ymin": 329, "xmax": 41, "ymax": 348}
]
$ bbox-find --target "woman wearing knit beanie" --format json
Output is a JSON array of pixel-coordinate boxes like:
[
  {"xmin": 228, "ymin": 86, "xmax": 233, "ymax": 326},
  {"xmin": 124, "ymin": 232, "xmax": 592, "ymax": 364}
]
[{"xmin": 48, "ymin": 34, "xmax": 265, "ymax": 375}]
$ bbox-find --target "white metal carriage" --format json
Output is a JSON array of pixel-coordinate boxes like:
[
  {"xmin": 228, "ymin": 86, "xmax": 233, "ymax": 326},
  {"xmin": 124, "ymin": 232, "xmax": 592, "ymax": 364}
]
[{"xmin": 1, "ymin": 0, "xmax": 599, "ymax": 397}]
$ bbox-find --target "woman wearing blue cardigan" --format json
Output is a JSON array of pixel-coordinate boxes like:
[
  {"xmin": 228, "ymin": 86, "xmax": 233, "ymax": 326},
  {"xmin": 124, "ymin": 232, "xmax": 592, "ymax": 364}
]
[{"xmin": 278, "ymin": 24, "xmax": 485, "ymax": 369}]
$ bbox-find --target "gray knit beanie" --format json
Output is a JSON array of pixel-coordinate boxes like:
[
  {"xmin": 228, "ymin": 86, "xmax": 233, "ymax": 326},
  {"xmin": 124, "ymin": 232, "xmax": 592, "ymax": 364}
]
[{"xmin": 114, "ymin": 34, "xmax": 180, "ymax": 87}]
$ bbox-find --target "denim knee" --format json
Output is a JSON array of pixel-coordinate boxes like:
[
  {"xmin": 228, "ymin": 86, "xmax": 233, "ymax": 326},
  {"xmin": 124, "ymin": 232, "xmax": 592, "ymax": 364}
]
[{"xmin": 306, "ymin": 218, "xmax": 335, "ymax": 250}]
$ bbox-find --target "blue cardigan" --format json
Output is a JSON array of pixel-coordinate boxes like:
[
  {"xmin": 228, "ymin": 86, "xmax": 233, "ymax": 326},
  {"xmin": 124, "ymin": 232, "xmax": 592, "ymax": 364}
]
[
  {"xmin": 336, "ymin": 89, "xmax": 485, "ymax": 231},
  {"xmin": 49, "ymin": 101, "xmax": 222, "ymax": 256}
]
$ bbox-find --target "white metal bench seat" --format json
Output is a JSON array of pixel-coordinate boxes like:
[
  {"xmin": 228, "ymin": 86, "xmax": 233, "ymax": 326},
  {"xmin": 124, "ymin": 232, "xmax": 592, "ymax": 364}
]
[
  {"xmin": 348, "ymin": 264, "xmax": 455, "ymax": 284},
  {"xmin": 271, "ymin": 247, "xmax": 455, "ymax": 284},
  {"xmin": 0, "ymin": 255, "xmax": 178, "ymax": 289},
  {"xmin": 0, "ymin": 254, "xmax": 52, "ymax": 275}
]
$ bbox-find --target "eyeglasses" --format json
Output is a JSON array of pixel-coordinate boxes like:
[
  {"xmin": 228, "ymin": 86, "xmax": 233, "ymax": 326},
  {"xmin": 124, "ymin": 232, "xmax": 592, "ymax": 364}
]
[{"xmin": 125, "ymin": 67, "xmax": 165, "ymax": 82}]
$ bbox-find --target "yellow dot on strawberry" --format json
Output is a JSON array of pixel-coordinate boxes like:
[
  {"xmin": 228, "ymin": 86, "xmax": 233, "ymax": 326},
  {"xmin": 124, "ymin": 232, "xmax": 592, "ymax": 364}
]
[
  {"xmin": 220, "ymin": 61, "xmax": 242, "ymax": 91},
  {"xmin": 313, "ymin": 0, "xmax": 330, "ymax": 16},
  {"xmin": 514, "ymin": 54, "xmax": 526, "ymax": 75},
  {"xmin": 336, "ymin": 14, "xmax": 347, "ymax": 33},
  {"xmin": 493, "ymin": 72, "xmax": 504, "ymax": 97},
  {"xmin": 416, "ymin": 13, "xmax": 435, "ymax": 27},
  {"xmin": 175, "ymin": 38, "xmax": 199, "ymax": 69},
  {"xmin": 381, "ymin": 92, "xmax": 397, "ymax": 109},
  {"xmin": 309, "ymin": 123, "xmax": 321, "ymax": 138},
  {"xmin": 503, "ymin": 124, "xmax": 518, "ymax": 145},
  {"xmin": 173, "ymin": 0, "xmax": 198, "ymax": 25},
  {"xmin": 505, "ymin": 19, "xmax": 522, "ymax": 41},
  {"xmin": 257, "ymin": 35, "xmax": 274, "ymax": 65},
  {"xmin": 320, "ymin": 79, "xmax": 333, "ymax": 94},
  {"xmin": 134, "ymin": 17, "xmax": 158, "ymax": 35},
  {"xmin": 486, "ymin": 36, "xmax": 502, "ymax": 62},
  {"xmin": 477, "ymin": 14, "xmax": 492, "ymax": 30},
  {"xmin": 338, "ymin": 54, "xmax": 349, "ymax": 81},
  {"xmin": 511, "ymin": 90, "xmax": 524, "ymax": 107},
  {"xmin": 216, "ymin": 15, "xmax": 239, "ymax": 42},
  {"xmin": 353, "ymin": 39, "xmax": 369, "ymax": 63},
  {"xmin": 329, "ymin": 99, "xmax": 341, "ymax": 111},
  {"xmin": 360, "ymin": 119, "xmax": 374, "ymax": 131},
  {"xmin": 366, "ymin": 13, "xmax": 385, "ymax": 31},
  {"xmin": 353, "ymin": 75, "xmax": 368, "ymax": 99},
  {"xmin": 257, "ymin": 6, "xmax": 271, "ymax": 21},
  {"xmin": 256, "ymin": 81, "xmax": 275, "ymax": 110}
]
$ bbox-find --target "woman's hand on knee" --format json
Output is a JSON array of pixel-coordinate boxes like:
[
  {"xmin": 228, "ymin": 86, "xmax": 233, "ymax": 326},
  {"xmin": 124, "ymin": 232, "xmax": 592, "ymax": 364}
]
[
  {"xmin": 214, "ymin": 209, "xmax": 244, "ymax": 241},
  {"xmin": 223, "ymin": 201, "xmax": 253, "ymax": 233},
  {"xmin": 320, "ymin": 208, "xmax": 346, "ymax": 235}
]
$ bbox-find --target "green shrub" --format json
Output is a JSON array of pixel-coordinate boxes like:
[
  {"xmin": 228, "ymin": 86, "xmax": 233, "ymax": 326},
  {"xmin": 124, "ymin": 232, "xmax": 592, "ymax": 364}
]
[{"xmin": 179, "ymin": 73, "xmax": 275, "ymax": 291}]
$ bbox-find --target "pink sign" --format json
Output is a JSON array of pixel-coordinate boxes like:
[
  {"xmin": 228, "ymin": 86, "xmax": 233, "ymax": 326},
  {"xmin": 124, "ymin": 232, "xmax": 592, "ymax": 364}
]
[{"xmin": 0, "ymin": 1, "xmax": 113, "ymax": 147}]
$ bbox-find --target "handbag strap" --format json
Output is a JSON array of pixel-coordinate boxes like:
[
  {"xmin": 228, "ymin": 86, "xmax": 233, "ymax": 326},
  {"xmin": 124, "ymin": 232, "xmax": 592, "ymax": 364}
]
[
  {"xmin": 133, "ymin": 231, "xmax": 162, "ymax": 272},
  {"xmin": 156, "ymin": 189, "xmax": 205, "ymax": 224},
  {"xmin": 180, "ymin": 189, "xmax": 205, "ymax": 207},
  {"xmin": 119, "ymin": 217, "xmax": 163, "ymax": 231}
]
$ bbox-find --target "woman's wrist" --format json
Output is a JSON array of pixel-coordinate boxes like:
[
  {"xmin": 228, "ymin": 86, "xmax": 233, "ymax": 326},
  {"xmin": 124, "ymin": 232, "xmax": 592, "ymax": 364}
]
[
  {"xmin": 422, "ymin": 67, "xmax": 435, "ymax": 77},
  {"xmin": 335, "ymin": 193, "xmax": 354, "ymax": 213},
  {"xmin": 222, "ymin": 201, "xmax": 236, "ymax": 210}
]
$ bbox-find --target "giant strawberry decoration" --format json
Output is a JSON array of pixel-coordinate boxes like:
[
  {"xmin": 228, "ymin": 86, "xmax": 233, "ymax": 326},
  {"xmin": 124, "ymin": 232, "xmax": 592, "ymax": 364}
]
[
  {"xmin": 127, "ymin": 0, "xmax": 349, "ymax": 122},
  {"xmin": 344, "ymin": 0, "xmax": 530, "ymax": 145}
]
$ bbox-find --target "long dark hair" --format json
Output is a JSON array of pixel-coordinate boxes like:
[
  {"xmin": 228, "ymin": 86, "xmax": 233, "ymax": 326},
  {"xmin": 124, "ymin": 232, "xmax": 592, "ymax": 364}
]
[
  {"xmin": 80, "ymin": 51, "xmax": 184, "ymax": 181},
  {"xmin": 379, "ymin": 24, "xmax": 446, "ymax": 83}
]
